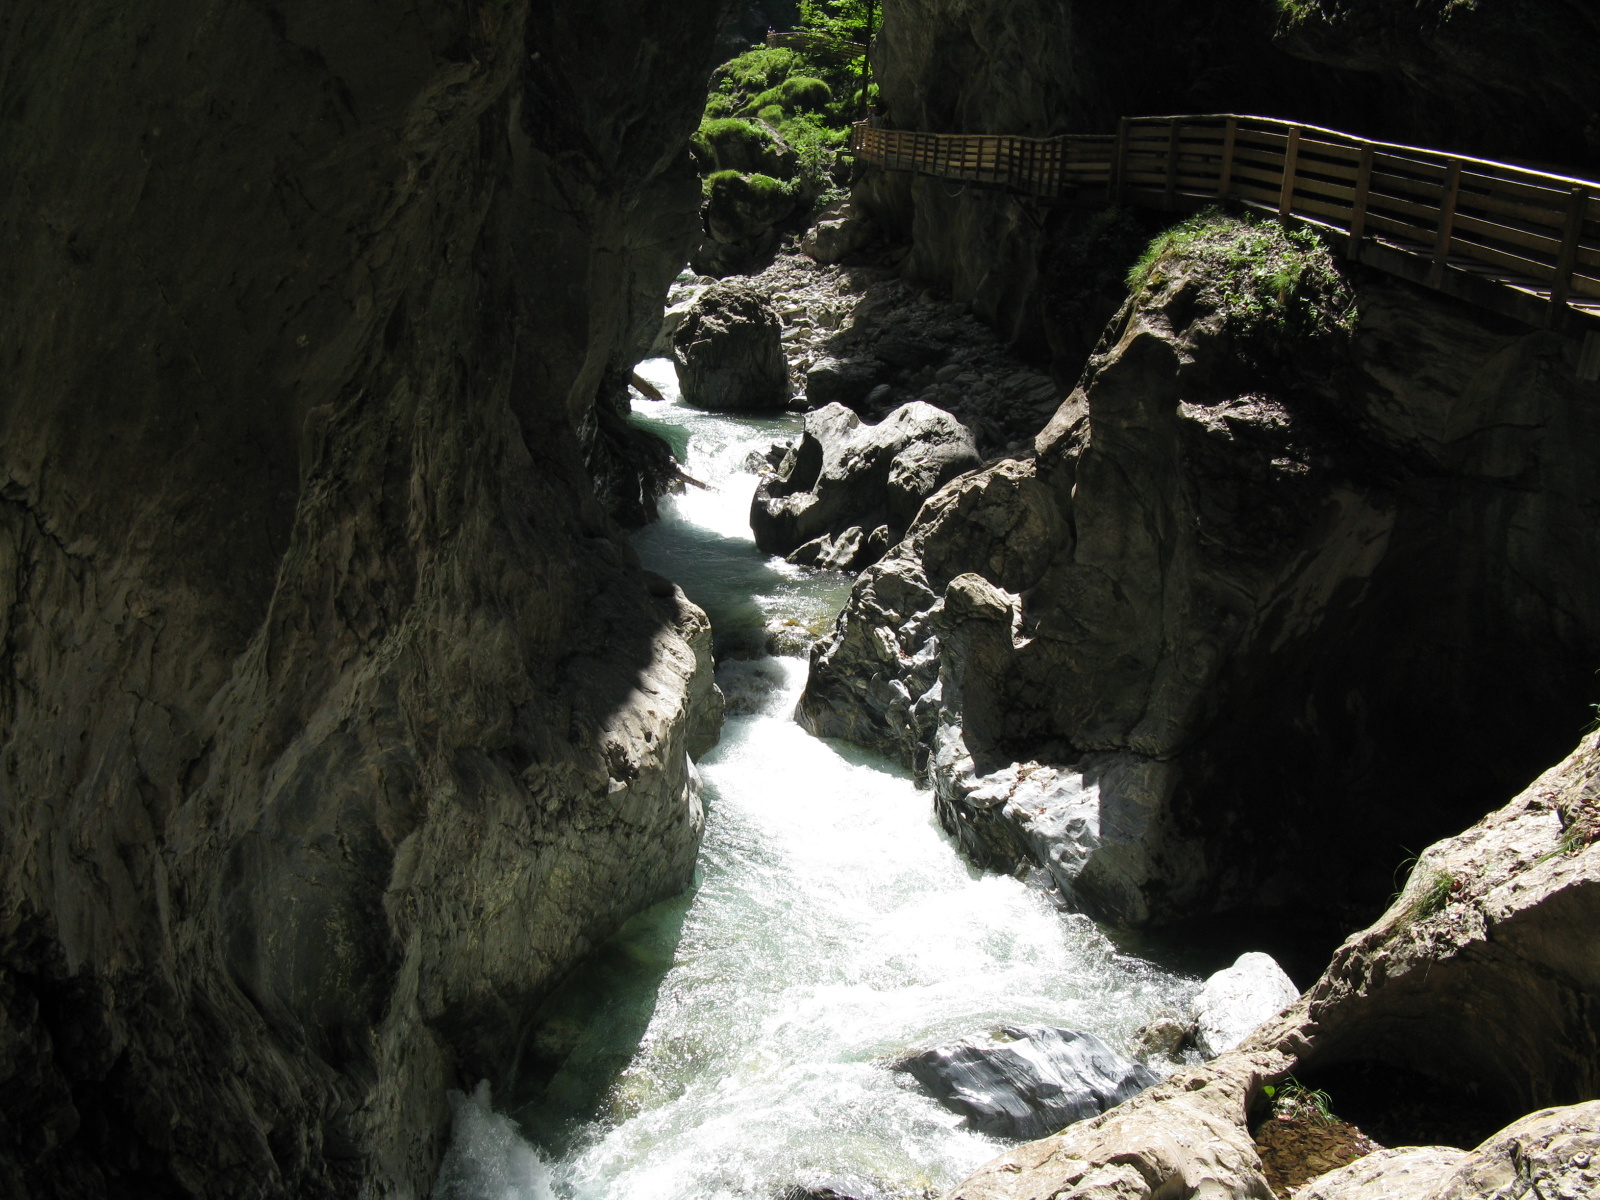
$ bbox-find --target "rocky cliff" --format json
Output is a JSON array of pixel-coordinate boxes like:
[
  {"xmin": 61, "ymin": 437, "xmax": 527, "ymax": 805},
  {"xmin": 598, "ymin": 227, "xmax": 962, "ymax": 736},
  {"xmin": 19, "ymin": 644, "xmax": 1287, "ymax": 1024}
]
[
  {"xmin": 802, "ymin": 213, "xmax": 1600, "ymax": 932},
  {"xmin": 858, "ymin": 0, "xmax": 1600, "ymax": 370},
  {"xmin": 0, "ymin": 2, "xmax": 728, "ymax": 1198}
]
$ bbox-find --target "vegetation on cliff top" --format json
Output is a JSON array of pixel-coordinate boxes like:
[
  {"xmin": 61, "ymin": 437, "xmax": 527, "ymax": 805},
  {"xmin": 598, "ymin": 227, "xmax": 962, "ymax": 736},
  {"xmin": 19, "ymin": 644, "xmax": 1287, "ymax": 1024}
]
[{"xmin": 1129, "ymin": 209, "xmax": 1356, "ymax": 350}]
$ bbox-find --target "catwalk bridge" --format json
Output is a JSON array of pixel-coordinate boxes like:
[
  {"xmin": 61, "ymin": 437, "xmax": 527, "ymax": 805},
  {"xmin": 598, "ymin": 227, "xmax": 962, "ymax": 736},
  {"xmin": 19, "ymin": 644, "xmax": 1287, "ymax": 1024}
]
[{"xmin": 852, "ymin": 114, "xmax": 1600, "ymax": 345}]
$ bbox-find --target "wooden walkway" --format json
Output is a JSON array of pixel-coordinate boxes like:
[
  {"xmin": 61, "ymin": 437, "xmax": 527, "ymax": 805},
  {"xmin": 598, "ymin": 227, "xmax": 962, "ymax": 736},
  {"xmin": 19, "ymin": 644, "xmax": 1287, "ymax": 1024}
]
[{"xmin": 852, "ymin": 115, "xmax": 1600, "ymax": 338}]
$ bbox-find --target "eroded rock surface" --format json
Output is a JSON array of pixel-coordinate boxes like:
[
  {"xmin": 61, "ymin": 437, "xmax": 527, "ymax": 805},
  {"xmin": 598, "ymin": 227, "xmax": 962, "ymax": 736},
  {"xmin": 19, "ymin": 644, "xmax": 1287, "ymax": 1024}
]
[
  {"xmin": 673, "ymin": 279, "xmax": 791, "ymax": 411},
  {"xmin": 0, "ymin": 2, "xmax": 729, "ymax": 1198},
  {"xmin": 899, "ymin": 1026, "xmax": 1158, "ymax": 1142},
  {"xmin": 1192, "ymin": 954, "xmax": 1302, "ymax": 1059},
  {"xmin": 943, "ymin": 734, "xmax": 1600, "ymax": 1199},
  {"xmin": 802, "ymin": 224, "xmax": 1600, "ymax": 931},
  {"xmin": 751, "ymin": 401, "xmax": 978, "ymax": 567}
]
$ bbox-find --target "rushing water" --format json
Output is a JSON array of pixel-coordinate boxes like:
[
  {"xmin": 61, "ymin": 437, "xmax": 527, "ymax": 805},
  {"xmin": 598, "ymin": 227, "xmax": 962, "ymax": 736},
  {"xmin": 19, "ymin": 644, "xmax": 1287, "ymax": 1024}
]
[{"xmin": 434, "ymin": 359, "xmax": 1197, "ymax": 1200}]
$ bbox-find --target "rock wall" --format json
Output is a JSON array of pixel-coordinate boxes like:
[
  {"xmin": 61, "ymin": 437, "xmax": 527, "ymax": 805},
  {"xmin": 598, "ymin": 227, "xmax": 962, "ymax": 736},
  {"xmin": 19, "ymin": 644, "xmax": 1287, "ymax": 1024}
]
[
  {"xmin": 859, "ymin": 0, "xmax": 1600, "ymax": 369},
  {"xmin": 802, "ymin": 224, "xmax": 1600, "ymax": 931},
  {"xmin": 0, "ymin": 2, "xmax": 728, "ymax": 1198}
]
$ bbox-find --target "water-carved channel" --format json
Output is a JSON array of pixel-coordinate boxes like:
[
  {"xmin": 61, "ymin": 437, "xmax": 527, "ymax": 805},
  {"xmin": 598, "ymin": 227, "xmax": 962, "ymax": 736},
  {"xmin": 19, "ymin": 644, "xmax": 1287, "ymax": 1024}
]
[{"xmin": 436, "ymin": 359, "xmax": 1197, "ymax": 1200}]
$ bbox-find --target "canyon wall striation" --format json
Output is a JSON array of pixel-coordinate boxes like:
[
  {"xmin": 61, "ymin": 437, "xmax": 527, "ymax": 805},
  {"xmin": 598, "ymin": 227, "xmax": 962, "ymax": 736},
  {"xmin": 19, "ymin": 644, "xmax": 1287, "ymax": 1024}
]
[{"xmin": 0, "ymin": 1, "xmax": 729, "ymax": 1197}]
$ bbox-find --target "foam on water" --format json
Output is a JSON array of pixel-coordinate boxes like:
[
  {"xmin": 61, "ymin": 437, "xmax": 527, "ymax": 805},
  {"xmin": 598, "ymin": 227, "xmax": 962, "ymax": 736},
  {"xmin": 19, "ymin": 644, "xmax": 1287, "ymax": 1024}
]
[{"xmin": 434, "ymin": 360, "xmax": 1197, "ymax": 1200}]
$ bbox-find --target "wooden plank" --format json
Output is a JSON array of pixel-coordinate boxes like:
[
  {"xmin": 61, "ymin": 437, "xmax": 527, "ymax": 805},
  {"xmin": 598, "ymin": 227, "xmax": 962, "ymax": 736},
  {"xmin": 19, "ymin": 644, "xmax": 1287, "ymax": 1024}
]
[
  {"xmin": 1113, "ymin": 117, "xmax": 1130, "ymax": 202},
  {"xmin": 1165, "ymin": 119, "xmax": 1182, "ymax": 209},
  {"xmin": 1450, "ymin": 212, "xmax": 1562, "ymax": 259},
  {"xmin": 1295, "ymin": 136, "xmax": 1363, "ymax": 163},
  {"xmin": 1292, "ymin": 157, "xmax": 1360, "ymax": 186},
  {"xmin": 1366, "ymin": 188, "xmax": 1448, "ymax": 223},
  {"xmin": 1217, "ymin": 117, "xmax": 1238, "ymax": 198},
  {"xmin": 1369, "ymin": 169, "xmax": 1444, "ymax": 202},
  {"xmin": 1431, "ymin": 158, "xmax": 1464, "ymax": 287},
  {"xmin": 1551, "ymin": 185, "xmax": 1589, "ymax": 311},
  {"xmin": 1290, "ymin": 193, "xmax": 1356, "ymax": 226},
  {"xmin": 1348, "ymin": 143, "xmax": 1375, "ymax": 258},
  {"xmin": 1373, "ymin": 151, "xmax": 1448, "ymax": 181},
  {"xmin": 1229, "ymin": 162, "xmax": 1287, "ymax": 189},
  {"xmin": 1293, "ymin": 174, "xmax": 1357, "ymax": 203},
  {"xmin": 1445, "ymin": 236, "xmax": 1559, "ymax": 282},
  {"xmin": 1230, "ymin": 180, "xmax": 1282, "ymax": 205},
  {"xmin": 1234, "ymin": 128, "xmax": 1290, "ymax": 152},
  {"xmin": 1362, "ymin": 209, "xmax": 1446, "ymax": 248},
  {"xmin": 1459, "ymin": 167, "xmax": 1573, "ymax": 209}
]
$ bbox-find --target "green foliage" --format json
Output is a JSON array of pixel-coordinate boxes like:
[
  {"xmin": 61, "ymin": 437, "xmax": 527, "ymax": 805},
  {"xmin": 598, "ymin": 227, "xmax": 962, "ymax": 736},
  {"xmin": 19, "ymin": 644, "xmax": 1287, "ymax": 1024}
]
[
  {"xmin": 779, "ymin": 75, "xmax": 833, "ymax": 112},
  {"xmin": 1413, "ymin": 867, "xmax": 1458, "ymax": 917},
  {"xmin": 1262, "ymin": 1078, "xmax": 1337, "ymax": 1126},
  {"xmin": 704, "ymin": 169, "xmax": 793, "ymax": 203},
  {"xmin": 1128, "ymin": 209, "xmax": 1356, "ymax": 350},
  {"xmin": 694, "ymin": 118, "xmax": 774, "ymax": 160},
  {"xmin": 798, "ymin": 0, "xmax": 874, "ymax": 43},
  {"xmin": 713, "ymin": 47, "xmax": 805, "ymax": 107},
  {"xmin": 703, "ymin": 92, "xmax": 735, "ymax": 119},
  {"xmin": 757, "ymin": 104, "xmax": 786, "ymax": 125}
]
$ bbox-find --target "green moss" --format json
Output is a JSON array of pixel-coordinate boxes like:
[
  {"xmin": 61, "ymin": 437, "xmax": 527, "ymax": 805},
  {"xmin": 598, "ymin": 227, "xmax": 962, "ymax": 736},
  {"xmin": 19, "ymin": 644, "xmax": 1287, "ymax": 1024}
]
[
  {"xmin": 756, "ymin": 103, "xmax": 786, "ymax": 125},
  {"xmin": 712, "ymin": 47, "xmax": 804, "ymax": 109},
  {"xmin": 779, "ymin": 75, "xmax": 832, "ymax": 111},
  {"xmin": 704, "ymin": 169, "xmax": 793, "ymax": 202},
  {"xmin": 1128, "ymin": 209, "xmax": 1355, "ymax": 349},
  {"xmin": 694, "ymin": 117, "xmax": 772, "ymax": 157},
  {"xmin": 703, "ymin": 92, "xmax": 735, "ymax": 120}
]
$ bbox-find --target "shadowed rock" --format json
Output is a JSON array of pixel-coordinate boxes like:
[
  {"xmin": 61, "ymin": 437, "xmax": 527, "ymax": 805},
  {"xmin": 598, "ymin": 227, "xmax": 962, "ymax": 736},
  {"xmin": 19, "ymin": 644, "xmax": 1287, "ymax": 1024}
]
[{"xmin": 673, "ymin": 280, "xmax": 791, "ymax": 411}]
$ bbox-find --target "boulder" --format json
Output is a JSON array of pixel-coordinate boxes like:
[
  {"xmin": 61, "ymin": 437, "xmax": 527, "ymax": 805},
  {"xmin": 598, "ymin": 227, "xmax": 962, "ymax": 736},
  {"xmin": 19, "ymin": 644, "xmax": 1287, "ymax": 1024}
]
[
  {"xmin": 1295, "ymin": 1147, "xmax": 1471, "ymax": 1200},
  {"xmin": 1190, "ymin": 952, "xmax": 1301, "ymax": 1058},
  {"xmin": 801, "ymin": 198, "xmax": 878, "ymax": 265},
  {"xmin": 897, "ymin": 1026, "xmax": 1159, "ymax": 1142},
  {"xmin": 942, "ymin": 736, "xmax": 1600, "ymax": 1200},
  {"xmin": 751, "ymin": 401, "xmax": 978, "ymax": 559},
  {"xmin": 805, "ymin": 354, "xmax": 886, "ymax": 410},
  {"xmin": 671, "ymin": 280, "xmax": 789, "ymax": 411}
]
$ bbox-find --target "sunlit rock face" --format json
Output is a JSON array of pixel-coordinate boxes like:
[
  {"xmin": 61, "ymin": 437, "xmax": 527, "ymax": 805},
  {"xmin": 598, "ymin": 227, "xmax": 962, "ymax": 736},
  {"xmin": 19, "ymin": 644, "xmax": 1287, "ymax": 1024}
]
[
  {"xmin": 804, "ymin": 237, "xmax": 1600, "ymax": 932},
  {"xmin": 0, "ymin": 1, "xmax": 730, "ymax": 1196}
]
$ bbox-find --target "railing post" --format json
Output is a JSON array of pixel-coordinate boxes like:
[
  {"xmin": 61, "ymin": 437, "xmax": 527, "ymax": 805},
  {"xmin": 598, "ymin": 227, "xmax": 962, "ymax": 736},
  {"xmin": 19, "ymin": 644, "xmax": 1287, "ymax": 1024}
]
[
  {"xmin": 1278, "ymin": 125, "xmax": 1301, "ymax": 220},
  {"xmin": 1347, "ymin": 143, "xmax": 1374, "ymax": 259},
  {"xmin": 1113, "ymin": 117, "xmax": 1130, "ymax": 204},
  {"xmin": 1216, "ymin": 117, "xmax": 1237, "ymax": 199},
  {"xmin": 1429, "ymin": 158, "xmax": 1463, "ymax": 289},
  {"xmin": 1550, "ymin": 184, "xmax": 1589, "ymax": 318},
  {"xmin": 1164, "ymin": 119, "xmax": 1181, "ymax": 210}
]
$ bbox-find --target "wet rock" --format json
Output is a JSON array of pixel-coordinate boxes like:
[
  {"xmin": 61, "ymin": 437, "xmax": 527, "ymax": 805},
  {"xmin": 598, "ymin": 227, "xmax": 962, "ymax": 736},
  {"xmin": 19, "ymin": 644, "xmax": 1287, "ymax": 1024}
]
[
  {"xmin": 801, "ymin": 198, "xmax": 878, "ymax": 266},
  {"xmin": 751, "ymin": 402, "xmax": 978, "ymax": 561},
  {"xmin": 1191, "ymin": 953, "xmax": 1301, "ymax": 1058},
  {"xmin": 943, "ymin": 734, "xmax": 1600, "ymax": 1200},
  {"xmin": 672, "ymin": 280, "xmax": 790, "ymax": 411},
  {"xmin": 1129, "ymin": 1016, "xmax": 1189, "ymax": 1062},
  {"xmin": 898, "ymin": 1026, "xmax": 1159, "ymax": 1142},
  {"xmin": 787, "ymin": 526, "xmax": 869, "ymax": 572}
]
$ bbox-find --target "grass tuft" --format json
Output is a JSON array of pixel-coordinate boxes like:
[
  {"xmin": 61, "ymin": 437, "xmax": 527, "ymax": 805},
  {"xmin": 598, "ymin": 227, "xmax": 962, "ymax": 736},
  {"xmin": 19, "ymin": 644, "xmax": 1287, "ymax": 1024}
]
[{"xmin": 1127, "ymin": 208, "xmax": 1356, "ymax": 350}]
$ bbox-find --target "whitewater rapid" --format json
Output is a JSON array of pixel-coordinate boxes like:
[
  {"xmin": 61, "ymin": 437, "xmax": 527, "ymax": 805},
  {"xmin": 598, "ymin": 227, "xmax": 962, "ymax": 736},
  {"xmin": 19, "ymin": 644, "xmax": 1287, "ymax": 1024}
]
[{"xmin": 433, "ymin": 359, "xmax": 1195, "ymax": 1200}]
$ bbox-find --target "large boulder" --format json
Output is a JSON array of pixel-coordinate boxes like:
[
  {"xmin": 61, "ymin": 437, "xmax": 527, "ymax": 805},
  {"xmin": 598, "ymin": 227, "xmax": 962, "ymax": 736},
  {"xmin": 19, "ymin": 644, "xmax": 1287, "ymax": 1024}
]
[
  {"xmin": 802, "ymin": 197, "xmax": 878, "ymax": 265},
  {"xmin": 1191, "ymin": 953, "xmax": 1301, "ymax": 1059},
  {"xmin": 898, "ymin": 1027, "xmax": 1159, "ymax": 1142},
  {"xmin": 805, "ymin": 354, "xmax": 887, "ymax": 410},
  {"xmin": 751, "ymin": 401, "xmax": 979, "ymax": 565},
  {"xmin": 671, "ymin": 280, "xmax": 790, "ymax": 411}
]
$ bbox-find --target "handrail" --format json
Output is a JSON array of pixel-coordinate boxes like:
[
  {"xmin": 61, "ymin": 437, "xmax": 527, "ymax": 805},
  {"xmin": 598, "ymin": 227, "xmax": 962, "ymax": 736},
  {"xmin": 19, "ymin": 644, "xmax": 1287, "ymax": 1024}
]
[{"xmin": 851, "ymin": 115, "xmax": 1600, "ymax": 329}]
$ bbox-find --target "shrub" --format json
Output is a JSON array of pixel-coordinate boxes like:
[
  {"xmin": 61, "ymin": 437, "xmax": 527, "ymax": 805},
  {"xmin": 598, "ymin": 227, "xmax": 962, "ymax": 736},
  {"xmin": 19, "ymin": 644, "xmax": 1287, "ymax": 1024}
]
[
  {"xmin": 712, "ymin": 47, "xmax": 803, "ymax": 109},
  {"xmin": 779, "ymin": 75, "xmax": 833, "ymax": 112},
  {"xmin": 1128, "ymin": 209, "xmax": 1356, "ymax": 350}
]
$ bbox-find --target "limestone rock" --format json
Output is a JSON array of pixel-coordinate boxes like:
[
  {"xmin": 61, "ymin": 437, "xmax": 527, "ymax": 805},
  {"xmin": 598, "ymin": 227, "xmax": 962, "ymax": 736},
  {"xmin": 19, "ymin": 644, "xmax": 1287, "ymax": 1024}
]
[
  {"xmin": 898, "ymin": 1027, "xmax": 1159, "ymax": 1142},
  {"xmin": 0, "ymin": 3, "xmax": 730, "ymax": 1197},
  {"xmin": 1296, "ymin": 1147, "xmax": 1470, "ymax": 1200},
  {"xmin": 806, "ymin": 354, "xmax": 888, "ymax": 410},
  {"xmin": 672, "ymin": 280, "xmax": 790, "ymax": 411},
  {"xmin": 751, "ymin": 401, "xmax": 978, "ymax": 562},
  {"xmin": 802, "ymin": 198, "xmax": 878, "ymax": 265},
  {"xmin": 941, "ymin": 734, "xmax": 1600, "ymax": 1200},
  {"xmin": 1190, "ymin": 954, "xmax": 1301, "ymax": 1059},
  {"xmin": 802, "ymin": 228, "xmax": 1600, "ymax": 932}
]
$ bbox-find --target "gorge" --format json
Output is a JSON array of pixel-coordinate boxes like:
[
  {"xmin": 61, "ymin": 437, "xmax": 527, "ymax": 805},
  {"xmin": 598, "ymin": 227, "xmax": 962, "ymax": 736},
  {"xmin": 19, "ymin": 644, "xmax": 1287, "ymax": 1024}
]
[{"xmin": 2, "ymin": 3, "xmax": 1597, "ymax": 1200}]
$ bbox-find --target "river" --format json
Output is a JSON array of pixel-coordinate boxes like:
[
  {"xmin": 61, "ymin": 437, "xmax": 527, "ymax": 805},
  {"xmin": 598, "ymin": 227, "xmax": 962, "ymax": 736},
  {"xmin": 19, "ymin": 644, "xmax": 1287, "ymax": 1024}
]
[{"xmin": 433, "ymin": 359, "xmax": 1197, "ymax": 1200}]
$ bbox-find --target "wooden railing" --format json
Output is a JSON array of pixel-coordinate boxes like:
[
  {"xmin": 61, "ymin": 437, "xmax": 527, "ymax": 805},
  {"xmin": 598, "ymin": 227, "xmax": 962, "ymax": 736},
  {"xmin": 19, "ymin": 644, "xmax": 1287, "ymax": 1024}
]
[{"xmin": 851, "ymin": 115, "xmax": 1600, "ymax": 329}]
